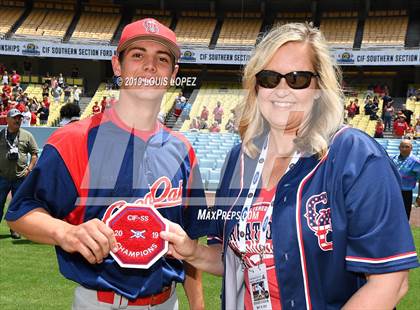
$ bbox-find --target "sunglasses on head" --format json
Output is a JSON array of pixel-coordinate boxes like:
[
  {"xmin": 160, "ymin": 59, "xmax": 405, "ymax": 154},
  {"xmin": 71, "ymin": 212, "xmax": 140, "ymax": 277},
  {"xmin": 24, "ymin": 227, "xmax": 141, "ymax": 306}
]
[{"xmin": 255, "ymin": 70, "xmax": 318, "ymax": 89}]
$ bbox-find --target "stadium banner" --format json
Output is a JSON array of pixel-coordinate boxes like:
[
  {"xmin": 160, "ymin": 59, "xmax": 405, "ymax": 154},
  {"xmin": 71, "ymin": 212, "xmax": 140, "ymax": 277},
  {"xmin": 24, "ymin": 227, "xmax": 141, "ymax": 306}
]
[
  {"xmin": 1, "ymin": 39, "xmax": 420, "ymax": 65},
  {"xmin": 334, "ymin": 49, "xmax": 420, "ymax": 66},
  {"xmin": 0, "ymin": 39, "xmax": 116, "ymax": 59}
]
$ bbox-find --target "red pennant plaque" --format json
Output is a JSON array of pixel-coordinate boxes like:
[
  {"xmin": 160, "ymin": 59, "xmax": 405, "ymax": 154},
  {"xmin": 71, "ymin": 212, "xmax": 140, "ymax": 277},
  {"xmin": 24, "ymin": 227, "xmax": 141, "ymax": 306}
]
[{"xmin": 106, "ymin": 204, "xmax": 168, "ymax": 269}]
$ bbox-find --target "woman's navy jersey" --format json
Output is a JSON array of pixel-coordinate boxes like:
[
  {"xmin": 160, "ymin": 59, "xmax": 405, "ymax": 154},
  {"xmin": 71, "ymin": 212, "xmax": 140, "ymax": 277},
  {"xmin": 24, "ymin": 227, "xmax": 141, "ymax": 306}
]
[
  {"xmin": 6, "ymin": 109, "xmax": 210, "ymax": 299},
  {"xmin": 208, "ymin": 127, "xmax": 419, "ymax": 310}
]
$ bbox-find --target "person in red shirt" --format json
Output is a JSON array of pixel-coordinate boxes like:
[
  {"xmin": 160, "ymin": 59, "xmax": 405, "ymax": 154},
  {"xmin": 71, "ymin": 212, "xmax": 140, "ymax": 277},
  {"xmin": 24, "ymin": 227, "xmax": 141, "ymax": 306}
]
[
  {"xmin": 209, "ymin": 121, "xmax": 221, "ymax": 133},
  {"xmin": 2, "ymin": 82, "xmax": 11, "ymax": 95},
  {"xmin": 30, "ymin": 110, "xmax": 37, "ymax": 126},
  {"xmin": 100, "ymin": 96, "xmax": 107, "ymax": 112},
  {"xmin": 42, "ymin": 96, "xmax": 50, "ymax": 109},
  {"xmin": 393, "ymin": 115, "xmax": 409, "ymax": 138},
  {"xmin": 10, "ymin": 70, "xmax": 21, "ymax": 86},
  {"xmin": 1, "ymin": 92, "xmax": 9, "ymax": 106},
  {"xmin": 15, "ymin": 101, "xmax": 25, "ymax": 113},
  {"xmin": 0, "ymin": 105, "xmax": 7, "ymax": 125},
  {"xmin": 92, "ymin": 101, "xmax": 101, "ymax": 115},
  {"xmin": 200, "ymin": 105, "xmax": 209, "ymax": 121}
]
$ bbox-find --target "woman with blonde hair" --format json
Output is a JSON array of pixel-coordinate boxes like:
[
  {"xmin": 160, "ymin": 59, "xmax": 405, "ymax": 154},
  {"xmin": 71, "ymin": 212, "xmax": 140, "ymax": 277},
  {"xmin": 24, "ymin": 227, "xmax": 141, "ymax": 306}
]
[{"xmin": 161, "ymin": 23, "xmax": 418, "ymax": 309}]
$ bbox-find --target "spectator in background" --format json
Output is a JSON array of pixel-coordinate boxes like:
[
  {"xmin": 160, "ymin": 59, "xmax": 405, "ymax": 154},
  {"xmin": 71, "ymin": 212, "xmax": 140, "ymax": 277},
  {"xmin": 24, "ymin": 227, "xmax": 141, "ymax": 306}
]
[
  {"xmin": 394, "ymin": 114, "xmax": 409, "ymax": 138},
  {"xmin": 10, "ymin": 70, "xmax": 20, "ymax": 87},
  {"xmin": 200, "ymin": 105, "xmax": 209, "ymax": 121},
  {"xmin": 392, "ymin": 139, "xmax": 420, "ymax": 220},
  {"xmin": 1, "ymin": 92, "xmax": 8, "ymax": 107},
  {"xmin": 213, "ymin": 101, "xmax": 224, "ymax": 124},
  {"xmin": 174, "ymin": 96, "xmax": 185, "ymax": 118},
  {"xmin": 225, "ymin": 118, "xmax": 237, "ymax": 134},
  {"xmin": 59, "ymin": 103, "xmax": 80, "ymax": 126},
  {"xmin": 29, "ymin": 97, "xmax": 39, "ymax": 112},
  {"xmin": 346, "ymin": 100, "xmax": 357, "ymax": 118},
  {"xmin": 0, "ymin": 105, "xmax": 7, "ymax": 125},
  {"xmin": 100, "ymin": 96, "xmax": 108, "ymax": 112},
  {"xmin": 2, "ymin": 82, "xmax": 11, "ymax": 95},
  {"xmin": 63, "ymin": 84, "xmax": 72, "ymax": 103},
  {"xmin": 37, "ymin": 101, "xmax": 49, "ymax": 125},
  {"xmin": 180, "ymin": 100, "xmax": 192, "ymax": 122},
  {"xmin": 374, "ymin": 119, "xmax": 384, "ymax": 138},
  {"xmin": 401, "ymin": 104, "xmax": 413, "ymax": 126},
  {"xmin": 51, "ymin": 85, "xmax": 62, "ymax": 105},
  {"xmin": 372, "ymin": 95, "xmax": 379, "ymax": 107},
  {"xmin": 363, "ymin": 94, "xmax": 371, "ymax": 106},
  {"xmin": 384, "ymin": 102, "xmax": 394, "ymax": 131},
  {"xmin": 175, "ymin": 91, "xmax": 186, "ymax": 105},
  {"xmin": 92, "ymin": 101, "xmax": 101, "ymax": 115},
  {"xmin": 30, "ymin": 110, "xmax": 37, "ymax": 126},
  {"xmin": 189, "ymin": 117, "xmax": 200, "ymax": 131},
  {"xmin": 209, "ymin": 121, "xmax": 221, "ymax": 133},
  {"xmin": 15, "ymin": 100, "xmax": 25, "ymax": 113},
  {"xmin": 2, "ymin": 71, "xmax": 8, "ymax": 85},
  {"xmin": 51, "ymin": 76, "xmax": 58, "ymax": 89},
  {"xmin": 199, "ymin": 118, "xmax": 208, "ymax": 130},
  {"xmin": 42, "ymin": 83, "xmax": 50, "ymax": 98},
  {"xmin": 58, "ymin": 73, "xmax": 64, "ymax": 88},
  {"xmin": 42, "ymin": 96, "xmax": 50, "ymax": 109},
  {"xmin": 12, "ymin": 84, "xmax": 23, "ymax": 98},
  {"xmin": 73, "ymin": 85, "xmax": 81, "ymax": 106},
  {"xmin": 0, "ymin": 108, "xmax": 38, "ymax": 239},
  {"xmin": 21, "ymin": 106, "xmax": 32, "ymax": 127}
]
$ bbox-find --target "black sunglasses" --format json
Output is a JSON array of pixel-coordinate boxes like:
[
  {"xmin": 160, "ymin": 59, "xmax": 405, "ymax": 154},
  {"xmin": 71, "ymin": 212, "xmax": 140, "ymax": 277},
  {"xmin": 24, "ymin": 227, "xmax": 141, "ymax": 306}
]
[{"xmin": 255, "ymin": 70, "xmax": 318, "ymax": 89}]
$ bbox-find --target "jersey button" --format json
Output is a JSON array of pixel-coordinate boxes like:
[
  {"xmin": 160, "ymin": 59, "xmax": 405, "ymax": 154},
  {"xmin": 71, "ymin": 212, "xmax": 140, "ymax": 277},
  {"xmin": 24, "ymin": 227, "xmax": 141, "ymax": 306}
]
[
  {"xmin": 284, "ymin": 253, "xmax": 289, "ymax": 261},
  {"xmin": 283, "ymin": 196, "xmax": 287, "ymax": 203}
]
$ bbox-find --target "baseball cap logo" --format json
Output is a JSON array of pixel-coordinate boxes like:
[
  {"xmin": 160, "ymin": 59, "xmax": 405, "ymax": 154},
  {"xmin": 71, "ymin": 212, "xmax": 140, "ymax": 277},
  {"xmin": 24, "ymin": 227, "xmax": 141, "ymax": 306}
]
[{"xmin": 143, "ymin": 19, "xmax": 159, "ymax": 34}]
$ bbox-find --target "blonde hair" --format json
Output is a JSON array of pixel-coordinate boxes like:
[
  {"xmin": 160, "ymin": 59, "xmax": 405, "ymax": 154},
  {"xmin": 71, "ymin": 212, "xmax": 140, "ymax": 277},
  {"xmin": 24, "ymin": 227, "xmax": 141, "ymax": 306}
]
[{"xmin": 238, "ymin": 23, "xmax": 344, "ymax": 158}]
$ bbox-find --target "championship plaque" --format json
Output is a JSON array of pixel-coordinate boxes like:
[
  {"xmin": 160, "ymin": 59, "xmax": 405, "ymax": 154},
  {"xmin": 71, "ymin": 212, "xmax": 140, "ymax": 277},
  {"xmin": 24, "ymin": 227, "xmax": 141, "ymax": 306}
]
[{"xmin": 106, "ymin": 204, "xmax": 168, "ymax": 269}]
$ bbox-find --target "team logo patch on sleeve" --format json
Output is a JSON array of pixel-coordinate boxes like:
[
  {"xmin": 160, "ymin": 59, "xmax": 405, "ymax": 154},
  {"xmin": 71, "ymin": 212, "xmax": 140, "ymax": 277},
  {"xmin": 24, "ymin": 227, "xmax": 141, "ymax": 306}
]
[{"xmin": 304, "ymin": 192, "xmax": 333, "ymax": 251}]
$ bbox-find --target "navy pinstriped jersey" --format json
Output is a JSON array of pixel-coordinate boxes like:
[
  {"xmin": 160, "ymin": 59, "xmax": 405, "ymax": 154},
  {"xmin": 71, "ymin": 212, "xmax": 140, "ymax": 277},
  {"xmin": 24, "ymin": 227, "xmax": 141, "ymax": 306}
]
[
  {"xmin": 208, "ymin": 127, "xmax": 419, "ymax": 310},
  {"xmin": 6, "ymin": 109, "xmax": 209, "ymax": 300}
]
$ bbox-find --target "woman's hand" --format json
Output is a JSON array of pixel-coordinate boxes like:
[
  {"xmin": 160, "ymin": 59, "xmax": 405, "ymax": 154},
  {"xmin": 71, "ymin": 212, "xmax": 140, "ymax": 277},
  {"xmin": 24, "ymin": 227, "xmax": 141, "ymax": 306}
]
[{"xmin": 160, "ymin": 220, "xmax": 198, "ymax": 261}]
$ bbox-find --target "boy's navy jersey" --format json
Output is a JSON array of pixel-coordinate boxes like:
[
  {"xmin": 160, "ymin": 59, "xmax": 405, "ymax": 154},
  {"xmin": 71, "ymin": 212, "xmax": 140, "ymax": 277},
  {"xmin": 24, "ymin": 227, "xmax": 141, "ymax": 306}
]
[
  {"xmin": 208, "ymin": 127, "xmax": 419, "ymax": 310},
  {"xmin": 6, "ymin": 109, "xmax": 209, "ymax": 300}
]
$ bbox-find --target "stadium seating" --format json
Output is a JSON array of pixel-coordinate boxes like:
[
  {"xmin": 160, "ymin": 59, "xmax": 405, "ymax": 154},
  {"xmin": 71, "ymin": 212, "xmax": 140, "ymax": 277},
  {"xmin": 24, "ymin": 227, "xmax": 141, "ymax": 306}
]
[
  {"xmin": 175, "ymin": 11, "xmax": 216, "ymax": 46},
  {"xmin": 14, "ymin": 2, "xmax": 74, "ymax": 40},
  {"xmin": 362, "ymin": 10, "xmax": 408, "ymax": 46},
  {"xmin": 182, "ymin": 131, "xmax": 241, "ymax": 190},
  {"xmin": 320, "ymin": 11, "xmax": 358, "ymax": 46},
  {"xmin": 0, "ymin": 2, "xmax": 24, "ymax": 37},
  {"xmin": 180, "ymin": 82, "xmax": 243, "ymax": 132},
  {"xmin": 71, "ymin": 5, "xmax": 121, "ymax": 43},
  {"xmin": 217, "ymin": 12, "xmax": 262, "ymax": 47},
  {"xmin": 132, "ymin": 9, "xmax": 172, "ymax": 27},
  {"xmin": 274, "ymin": 12, "xmax": 312, "ymax": 27}
]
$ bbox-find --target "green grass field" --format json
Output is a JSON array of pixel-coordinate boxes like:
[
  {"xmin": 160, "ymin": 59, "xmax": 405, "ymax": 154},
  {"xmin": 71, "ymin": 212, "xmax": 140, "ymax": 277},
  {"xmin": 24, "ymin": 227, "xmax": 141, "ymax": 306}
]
[{"xmin": 0, "ymin": 220, "xmax": 419, "ymax": 309}]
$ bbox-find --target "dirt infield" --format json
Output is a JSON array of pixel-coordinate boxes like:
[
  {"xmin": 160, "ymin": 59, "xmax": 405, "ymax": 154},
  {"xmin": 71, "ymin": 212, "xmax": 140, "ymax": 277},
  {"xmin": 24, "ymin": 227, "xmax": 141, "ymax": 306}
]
[{"xmin": 205, "ymin": 192, "xmax": 420, "ymax": 227}]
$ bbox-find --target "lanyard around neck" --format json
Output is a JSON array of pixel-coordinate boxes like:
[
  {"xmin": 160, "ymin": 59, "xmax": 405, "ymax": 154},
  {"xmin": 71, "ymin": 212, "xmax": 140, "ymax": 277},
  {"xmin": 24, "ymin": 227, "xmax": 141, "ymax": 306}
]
[{"xmin": 237, "ymin": 136, "xmax": 300, "ymax": 253}]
